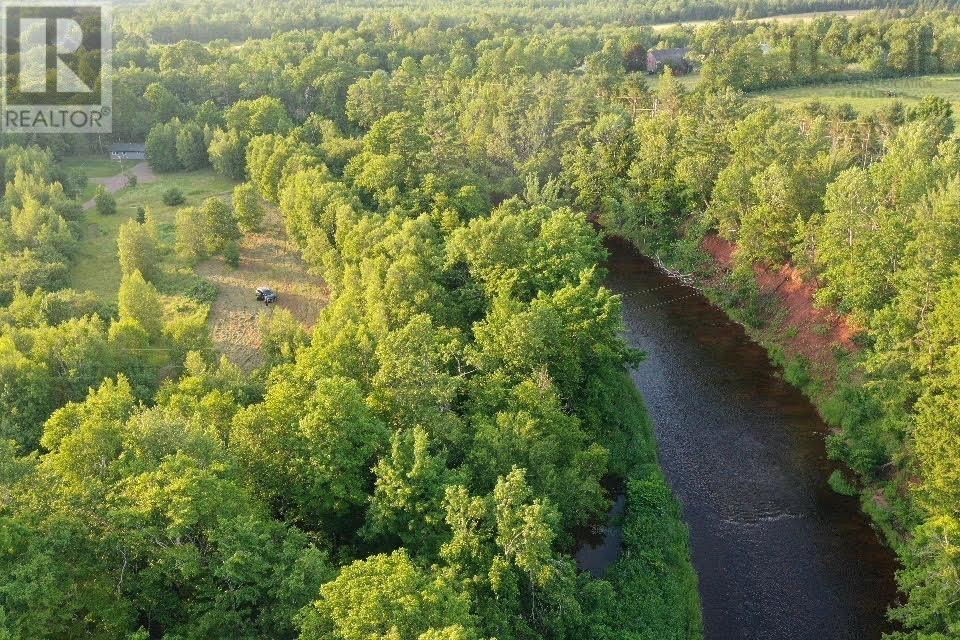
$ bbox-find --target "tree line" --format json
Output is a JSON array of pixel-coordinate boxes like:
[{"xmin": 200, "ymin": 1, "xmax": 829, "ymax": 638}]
[
  {"xmin": 115, "ymin": 0, "xmax": 924, "ymax": 44},
  {"xmin": 696, "ymin": 9, "xmax": 960, "ymax": 90}
]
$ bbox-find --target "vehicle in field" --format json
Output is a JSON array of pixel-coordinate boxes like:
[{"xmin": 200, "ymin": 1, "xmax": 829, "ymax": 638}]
[{"xmin": 255, "ymin": 286, "xmax": 278, "ymax": 305}]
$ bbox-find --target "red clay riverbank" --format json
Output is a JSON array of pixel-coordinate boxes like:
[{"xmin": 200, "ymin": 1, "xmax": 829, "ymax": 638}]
[{"xmin": 700, "ymin": 233, "xmax": 858, "ymax": 381}]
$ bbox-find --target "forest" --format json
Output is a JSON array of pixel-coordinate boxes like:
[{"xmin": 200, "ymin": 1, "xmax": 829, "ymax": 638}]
[
  {"xmin": 115, "ymin": 0, "xmax": 926, "ymax": 44},
  {"xmin": 1, "ymin": 0, "xmax": 959, "ymax": 638}
]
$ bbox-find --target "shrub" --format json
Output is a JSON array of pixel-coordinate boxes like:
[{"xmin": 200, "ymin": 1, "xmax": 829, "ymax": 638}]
[
  {"xmin": 94, "ymin": 185, "xmax": 116, "ymax": 215},
  {"xmin": 183, "ymin": 279, "xmax": 218, "ymax": 304},
  {"xmin": 783, "ymin": 356, "xmax": 812, "ymax": 391},
  {"xmin": 223, "ymin": 240, "xmax": 241, "ymax": 267},
  {"xmin": 162, "ymin": 187, "xmax": 185, "ymax": 206},
  {"xmin": 259, "ymin": 308, "xmax": 308, "ymax": 367},
  {"xmin": 162, "ymin": 312, "xmax": 214, "ymax": 362},
  {"xmin": 828, "ymin": 470, "xmax": 859, "ymax": 497},
  {"xmin": 64, "ymin": 168, "xmax": 88, "ymax": 198}
]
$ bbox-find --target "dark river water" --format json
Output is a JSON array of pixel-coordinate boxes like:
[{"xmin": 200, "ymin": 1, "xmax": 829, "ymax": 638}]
[{"xmin": 602, "ymin": 237, "xmax": 899, "ymax": 640}]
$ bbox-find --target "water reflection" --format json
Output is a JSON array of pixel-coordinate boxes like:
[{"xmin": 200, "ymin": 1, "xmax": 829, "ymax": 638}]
[{"xmin": 603, "ymin": 237, "xmax": 898, "ymax": 640}]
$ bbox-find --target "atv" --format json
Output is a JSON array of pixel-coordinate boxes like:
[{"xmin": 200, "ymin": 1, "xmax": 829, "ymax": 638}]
[{"xmin": 255, "ymin": 286, "xmax": 278, "ymax": 305}]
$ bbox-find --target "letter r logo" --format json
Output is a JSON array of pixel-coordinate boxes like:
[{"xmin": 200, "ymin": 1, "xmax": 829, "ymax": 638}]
[
  {"xmin": 18, "ymin": 17, "xmax": 92, "ymax": 93},
  {"xmin": 1, "ymin": 1, "xmax": 112, "ymax": 133}
]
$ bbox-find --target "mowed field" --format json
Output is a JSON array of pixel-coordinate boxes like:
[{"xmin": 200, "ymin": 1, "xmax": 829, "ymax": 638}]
[
  {"xmin": 61, "ymin": 154, "xmax": 125, "ymax": 179},
  {"xmin": 755, "ymin": 73, "xmax": 960, "ymax": 111},
  {"xmin": 196, "ymin": 205, "xmax": 328, "ymax": 371},
  {"xmin": 70, "ymin": 166, "xmax": 236, "ymax": 300},
  {"xmin": 645, "ymin": 70, "xmax": 960, "ymax": 115},
  {"xmin": 61, "ymin": 153, "xmax": 131, "ymax": 201}
]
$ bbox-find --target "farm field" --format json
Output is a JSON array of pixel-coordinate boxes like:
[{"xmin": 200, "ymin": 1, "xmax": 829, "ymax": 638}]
[
  {"xmin": 754, "ymin": 73, "xmax": 960, "ymax": 111},
  {"xmin": 646, "ymin": 70, "xmax": 960, "ymax": 112},
  {"xmin": 649, "ymin": 8, "xmax": 868, "ymax": 30}
]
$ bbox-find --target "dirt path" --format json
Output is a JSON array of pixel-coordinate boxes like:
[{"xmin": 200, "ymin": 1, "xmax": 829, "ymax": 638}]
[
  {"xmin": 81, "ymin": 161, "xmax": 158, "ymax": 210},
  {"xmin": 196, "ymin": 206, "xmax": 328, "ymax": 371}
]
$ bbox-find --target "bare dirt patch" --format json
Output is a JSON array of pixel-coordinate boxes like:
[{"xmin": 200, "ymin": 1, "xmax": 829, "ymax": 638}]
[
  {"xmin": 701, "ymin": 233, "xmax": 858, "ymax": 377},
  {"xmin": 701, "ymin": 234, "xmax": 735, "ymax": 269},
  {"xmin": 196, "ymin": 207, "xmax": 328, "ymax": 371}
]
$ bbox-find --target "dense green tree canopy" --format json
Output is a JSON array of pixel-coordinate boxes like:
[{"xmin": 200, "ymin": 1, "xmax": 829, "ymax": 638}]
[{"xmin": 7, "ymin": 1, "xmax": 960, "ymax": 638}]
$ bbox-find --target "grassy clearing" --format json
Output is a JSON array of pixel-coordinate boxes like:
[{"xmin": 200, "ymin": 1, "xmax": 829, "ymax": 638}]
[
  {"xmin": 61, "ymin": 153, "xmax": 124, "ymax": 179},
  {"xmin": 646, "ymin": 71, "xmax": 701, "ymax": 92},
  {"xmin": 71, "ymin": 168, "xmax": 236, "ymax": 300},
  {"xmin": 66, "ymin": 159, "xmax": 328, "ymax": 370},
  {"xmin": 61, "ymin": 154, "xmax": 130, "ymax": 201},
  {"xmin": 196, "ymin": 205, "xmax": 328, "ymax": 371},
  {"xmin": 754, "ymin": 73, "xmax": 960, "ymax": 112}
]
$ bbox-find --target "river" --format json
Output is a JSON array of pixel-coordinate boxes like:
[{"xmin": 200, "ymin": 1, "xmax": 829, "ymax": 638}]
[{"xmin": 601, "ymin": 237, "xmax": 898, "ymax": 640}]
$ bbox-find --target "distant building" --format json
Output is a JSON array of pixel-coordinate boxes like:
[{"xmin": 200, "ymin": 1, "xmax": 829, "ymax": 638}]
[
  {"xmin": 109, "ymin": 143, "xmax": 146, "ymax": 161},
  {"xmin": 646, "ymin": 47, "xmax": 692, "ymax": 74}
]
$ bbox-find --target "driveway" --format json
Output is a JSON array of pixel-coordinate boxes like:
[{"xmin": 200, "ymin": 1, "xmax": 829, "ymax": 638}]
[{"xmin": 81, "ymin": 161, "xmax": 158, "ymax": 210}]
